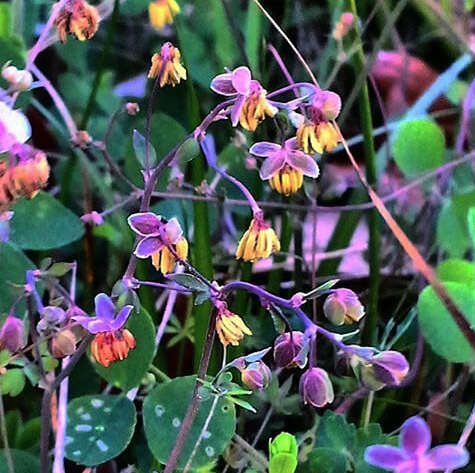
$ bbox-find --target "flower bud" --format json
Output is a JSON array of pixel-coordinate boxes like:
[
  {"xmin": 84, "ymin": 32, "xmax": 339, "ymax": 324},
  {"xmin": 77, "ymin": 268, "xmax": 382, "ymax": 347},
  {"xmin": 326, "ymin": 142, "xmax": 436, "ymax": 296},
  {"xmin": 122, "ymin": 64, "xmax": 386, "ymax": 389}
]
[
  {"xmin": 240, "ymin": 361, "xmax": 271, "ymax": 391},
  {"xmin": 2, "ymin": 66, "xmax": 32, "ymax": 91},
  {"xmin": 125, "ymin": 102, "xmax": 140, "ymax": 116},
  {"xmin": 0, "ymin": 316, "xmax": 25, "ymax": 353},
  {"xmin": 41, "ymin": 306, "xmax": 67, "ymax": 324},
  {"xmin": 273, "ymin": 331, "xmax": 304, "ymax": 368},
  {"xmin": 269, "ymin": 432, "xmax": 298, "ymax": 473},
  {"xmin": 51, "ymin": 329, "xmax": 77, "ymax": 358},
  {"xmin": 360, "ymin": 351, "xmax": 409, "ymax": 391},
  {"xmin": 299, "ymin": 367, "xmax": 334, "ymax": 408},
  {"xmin": 323, "ymin": 289, "xmax": 364, "ymax": 325}
]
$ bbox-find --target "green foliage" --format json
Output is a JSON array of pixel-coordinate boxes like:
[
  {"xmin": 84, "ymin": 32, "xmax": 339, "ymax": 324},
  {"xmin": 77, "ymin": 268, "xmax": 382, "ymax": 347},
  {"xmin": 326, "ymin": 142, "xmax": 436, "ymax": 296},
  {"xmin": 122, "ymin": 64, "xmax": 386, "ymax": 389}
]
[
  {"xmin": 245, "ymin": 1, "xmax": 262, "ymax": 76},
  {"xmin": 93, "ymin": 308, "xmax": 156, "ymax": 391},
  {"xmin": 133, "ymin": 129, "xmax": 158, "ymax": 169},
  {"xmin": 0, "ymin": 3, "xmax": 12, "ymax": 36},
  {"xmin": 143, "ymin": 375, "xmax": 236, "ymax": 470},
  {"xmin": 418, "ymin": 282, "xmax": 475, "ymax": 362},
  {"xmin": 0, "ymin": 449, "xmax": 39, "ymax": 473},
  {"xmin": 269, "ymin": 432, "xmax": 298, "ymax": 473},
  {"xmin": 9, "ymin": 192, "xmax": 84, "ymax": 250},
  {"xmin": 0, "ymin": 368, "xmax": 25, "ymax": 396},
  {"xmin": 392, "ymin": 119, "xmax": 445, "ymax": 177},
  {"xmin": 298, "ymin": 411, "xmax": 390, "ymax": 473},
  {"xmin": 437, "ymin": 259, "xmax": 475, "ymax": 289},
  {"xmin": 65, "ymin": 395, "xmax": 137, "ymax": 466},
  {"xmin": 0, "ymin": 35, "xmax": 25, "ymax": 69}
]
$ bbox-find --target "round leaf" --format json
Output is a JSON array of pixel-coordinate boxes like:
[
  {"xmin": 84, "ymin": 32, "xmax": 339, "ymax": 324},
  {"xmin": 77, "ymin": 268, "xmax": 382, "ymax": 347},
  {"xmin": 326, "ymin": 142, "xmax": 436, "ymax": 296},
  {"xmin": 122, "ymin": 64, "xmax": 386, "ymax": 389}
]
[
  {"xmin": 9, "ymin": 192, "xmax": 84, "ymax": 250},
  {"xmin": 417, "ymin": 282, "xmax": 475, "ymax": 363},
  {"xmin": 392, "ymin": 119, "xmax": 445, "ymax": 176},
  {"xmin": 437, "ymin": 259, "xmax": 475, "ymax": 289},
  {"xmin": 143, "ymin": 376, "xmax": 236, "ymax": 470},
  {"xmin": 65, "ymin": 395, "xmax": 136, "ymax": 466},
  {"xmin": 93, "ymin": 308, "xmax": 156, "ymax": 391}
]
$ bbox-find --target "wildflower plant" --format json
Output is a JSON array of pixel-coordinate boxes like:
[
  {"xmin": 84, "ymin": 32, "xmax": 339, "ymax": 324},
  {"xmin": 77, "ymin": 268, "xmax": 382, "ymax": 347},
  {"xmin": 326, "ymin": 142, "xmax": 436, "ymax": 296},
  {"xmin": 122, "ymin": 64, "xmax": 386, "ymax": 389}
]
[{"xmin": 0, "ymin": 2, "xmax": 473, "ymax": 473}]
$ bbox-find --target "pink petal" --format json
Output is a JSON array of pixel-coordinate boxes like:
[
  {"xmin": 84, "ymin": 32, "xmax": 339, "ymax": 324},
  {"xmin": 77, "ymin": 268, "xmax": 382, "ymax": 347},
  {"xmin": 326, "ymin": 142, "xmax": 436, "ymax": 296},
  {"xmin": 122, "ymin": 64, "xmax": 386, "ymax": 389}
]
[
  {"xmin": 288, "ymin": 151, "xmax": 320, "ymax": 178},
  {"xmin": 250, "ymin": 142, "xmax": 281, "ymax": 157},
  {"xmin": 94, "ymin": 293, "xmax": 115, "ymax": 322},
  {"xmin": 259, "ymin": 154, "xmax": 286, "ymax": 180},
  {"xmin": 231, "ymin": 67, "xmax": 251, "ymax": 95},
  {"xmin": 365, "ymin": 446, "xmax": 407, "ymax": 469},
  {"xmin": 135, "ymin": 236, "xmax": 163, "ymax": 258},
  {"xmin": 231, "ymin": 94, "xmax": 246, "ymax": 127},
  {"xmin": 128, "ymin": 212, "xmax": 161, "ymax": 236},
  {"xmin": 164, "ymin": 217, "xmax": 183, "ymax": 243},
  {"xmin": 400, "ymin": 417, "xmax": 431, "ymax": 456},
  {"xmin": 210, "ymin": 73, "xmax": 237, "ymax": 96},
  {"xmin": 426, "ymin": 445, "xmax": 469, "ymax": 469}
]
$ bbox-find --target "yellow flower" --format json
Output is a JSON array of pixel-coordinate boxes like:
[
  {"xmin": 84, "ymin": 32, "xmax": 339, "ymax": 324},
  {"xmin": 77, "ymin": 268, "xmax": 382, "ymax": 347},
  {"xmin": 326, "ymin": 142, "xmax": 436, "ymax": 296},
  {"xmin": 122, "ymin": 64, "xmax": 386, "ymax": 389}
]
[
  {"xmin": 216, "ymin": 309, "xmax": 252, "ymax": 347},
  {"xmin": 296, "ymin": 121, "xmax": 340, "ymax": 154},
  {"xmin": 269, "ymin": 166, "xmax": 304, "ymax": 196},
  {"xmin": 148, "ymin": 42, "xmax": 187, "ymax": 87},
  {"xmin": 149, "ymin": 0, "xmax": 180, "ymax": 30},
  {"xmin": 236, "ymin": 217, "xmax": 280, "ymax": 262},
  {"xmin": 151, "ymin": 236, "xmax": 188, "ymax": 275},
  {"xmin": 55, "ymin": 0, "xmax": 100, "ymax": 43},
  {"xmin": 239, "ymin": 91, "xmax": 278, "ymax": 132}
]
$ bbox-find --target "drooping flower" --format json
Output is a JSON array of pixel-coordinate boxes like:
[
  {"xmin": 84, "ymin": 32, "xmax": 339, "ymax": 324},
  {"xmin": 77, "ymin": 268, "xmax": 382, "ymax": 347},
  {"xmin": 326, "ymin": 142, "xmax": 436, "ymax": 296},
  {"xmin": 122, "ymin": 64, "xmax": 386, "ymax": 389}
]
[
  {"xmin": 299, "ymin": 367, "xmax": 334, "ymax": 408},
  {"xmin": 149, "ymin": 0, "xmax": 180, "ymax": 30},
  {"xmin": 210, "ymin": 66, "xmax": 278, "ymax": 131},
  {"xmin": 74, "ymin": 293, "xmax": 135, "ymax": 368},
  {"xmin": 273, "ymin": 331, "xmax": 305, "ymax": 368},
  {"xmin": 50, "ymin": 329, "xmax": 78, "ymax": 358},
  {"xmin": 0, "ymin": 315, "xmax": 25, "ymax": 353},
  {"xmin": 365, "ymin": 416, "xmax": 469, "ymax": 473},
  {"xmin": 2, "ymin": 65, "xmax": 33, "ymax": 92},
  {"xmin": 296, "ymin": 90, "xmax": 342, "ymax": 154},
  {"xmin": 215, "ymin": 304, "xmax": 252, "ymax": 347},
  {"xmin": 323, "ymin": 288, "xmax": 365, "ymax": 325},
  {"xmin": 239, "ymin": 361, "xmax": 272, "ymax": 391},
  {"xmin": 148, "ymin": 42, "xmax": 187, "ymax": 87},
  {"xmin": 236, "ymin": 214, "xmax": 280, "ymax": 262},
  {"xmin": 250, "ymin": 138, "xmax": 319, "ymax": 195},
  {"xmin": 360, "ymin": 350, "xmax": 410, "ymax": 390},
  {"xmin": 55, "ymin": 0, "xmax": 100, "ymax": 43},
  {"xmin": 128, "ymin": 212, "xmax": 189, "ymax": 274}
]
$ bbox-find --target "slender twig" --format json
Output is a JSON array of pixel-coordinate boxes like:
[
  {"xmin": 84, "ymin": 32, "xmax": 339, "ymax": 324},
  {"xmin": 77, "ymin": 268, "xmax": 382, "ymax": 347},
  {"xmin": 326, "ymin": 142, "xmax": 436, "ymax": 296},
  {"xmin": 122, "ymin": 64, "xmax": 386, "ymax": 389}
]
[{"xmin": 0, "ymin": 394, "xmax": 15, "ymax": 473}]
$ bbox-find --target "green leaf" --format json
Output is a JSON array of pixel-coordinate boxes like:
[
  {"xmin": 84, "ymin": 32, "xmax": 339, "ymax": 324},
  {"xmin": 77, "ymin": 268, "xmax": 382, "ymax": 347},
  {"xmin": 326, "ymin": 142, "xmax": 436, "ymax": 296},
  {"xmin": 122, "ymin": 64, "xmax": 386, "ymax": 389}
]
[
  {"xmin": 0, "ymin": 3, "xmax": 12, "ymax": 36},
  {"xmin": 93, "ymin": 308, "xmax": 156, "ymax": 391},
  {"xmin": 245, "ymin": 1, "xmax": 262, "ymax": 76},
  {"xmin": 176, "ymin": 137, "xmax": 200, "ymax": 164},
  {"xmin": 0, "ymin": 35, "xmax": 25, "ymax": 69},
  {"xmin": 392, "ymin": 119, "xmax": 445, "ymax": 177},
  {"xmin": 167, "ymin": 273, "xmax": 209, "ymax": 292},
  {"xmin": 269, "ymin": 432, "xmax": 298, "ymax": 473},
  {"xmin": 303, "ymin": 279, "xmax": 339, "ymax": 300},
  {"xmin": 0, "ymin": 369, "xmax": 25, "ymax": 397},
  {"xmin": 468, "ymin": 207, "xmax": 475, "ymax": 249},
  {"xmin": 437, "ymin": 259, "xmax": 475, "ymax": 289},
  {"xmin": 133, "ymin": 129, "xmax": 158, "ymax": 169},
  {"xmin": 418, "ymin": 282, "xmax": 475, "ymax": 363},
  {"xmin": 0, "ymin": 243, "xmax": 35, "ymax": 313},
  {"xmin": 9, "ymin": 192, "xmax": 84, "ymax": 250},
  {"xmin": 143, "ymin": 375, "xmax": 236, "ymax": 470},
  {"xmin": 65, "ymin": 395, "xmax": 137, "ymax": 466},
  {"xmin": 0, "ymin": 449, "xmax": 39, "ymax": 473}
]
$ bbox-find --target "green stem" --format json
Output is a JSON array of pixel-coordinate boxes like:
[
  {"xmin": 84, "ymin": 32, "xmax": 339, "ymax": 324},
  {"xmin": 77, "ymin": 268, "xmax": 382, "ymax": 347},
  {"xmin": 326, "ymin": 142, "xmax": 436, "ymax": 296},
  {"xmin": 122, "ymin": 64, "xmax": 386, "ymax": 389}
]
[
  {"xmin": 149, "ymin": 365, "xmax": 172, "ymax": 383},
  {"xmin": 346, "ymin": 0, "xmax": 380, "ymax": 347}
]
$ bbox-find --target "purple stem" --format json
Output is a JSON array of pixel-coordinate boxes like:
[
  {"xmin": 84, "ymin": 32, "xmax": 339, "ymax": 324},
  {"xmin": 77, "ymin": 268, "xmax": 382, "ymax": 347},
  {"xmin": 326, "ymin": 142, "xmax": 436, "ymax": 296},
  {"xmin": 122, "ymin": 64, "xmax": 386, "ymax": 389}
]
[
  {"xmin": 134, "ymin": 279, "xmax": 191, "ymax": 293},
  {"xmin": 267, "ymin": 82, "xmax": 316, "ymax": 99},
  {"xmin": 455, "ymin": 78, "xmax": 475, "ymax": 155}
]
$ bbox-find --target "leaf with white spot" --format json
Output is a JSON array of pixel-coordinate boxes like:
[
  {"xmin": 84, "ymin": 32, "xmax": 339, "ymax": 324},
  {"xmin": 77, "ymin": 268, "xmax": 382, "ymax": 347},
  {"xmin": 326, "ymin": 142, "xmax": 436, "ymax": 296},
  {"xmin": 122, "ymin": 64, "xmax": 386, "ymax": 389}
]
[
  {"xmin": 65, "ymin": 395, "xmax": 136, "ymax": 466},
  {"xmin": 143, "ymin": 376, "xmax": 236, "ymax": 470}
]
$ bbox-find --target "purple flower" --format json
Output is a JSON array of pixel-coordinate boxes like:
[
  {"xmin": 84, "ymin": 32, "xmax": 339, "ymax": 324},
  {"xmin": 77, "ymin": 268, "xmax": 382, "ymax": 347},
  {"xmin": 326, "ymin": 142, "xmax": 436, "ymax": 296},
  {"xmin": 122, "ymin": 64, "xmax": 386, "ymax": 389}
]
[
  {"xmin": 127, "ymin": 212, "xmax": 183, "ymax": 259},
  {"xmin": 323, "ymin": 288, "xmax": 365, "ymax": 325},
  {"xmin": 239, "ymin": 361, "xmax": 272, "ymax": 391},
  {"xmin": 74, "ymin": 293, "xmax": 133, "ymax": 334},
  {"xmin": 210, "ymin": 66, "xmax": 277, "ymax": 131},
  {"xmin": 273, "ymin": 331, "xmax": 305, "ymax": 368},
  {"xmin": 365, "ymin": 416, "xmax": 469, "ymax": 473},
  {"xmin": 299, "ymin": 367, "xmax": 334, "ymax": 408},
  {"xmin": 81, "ymin": 211, "xmax": 104, "ymax": 226},
  {"xmin": 0, "ymin": 315, "xmax": 25, "ymax": 352},
  {"xmin": 250, "ymin": 138, "xmax": 319, "ymax": 181}
]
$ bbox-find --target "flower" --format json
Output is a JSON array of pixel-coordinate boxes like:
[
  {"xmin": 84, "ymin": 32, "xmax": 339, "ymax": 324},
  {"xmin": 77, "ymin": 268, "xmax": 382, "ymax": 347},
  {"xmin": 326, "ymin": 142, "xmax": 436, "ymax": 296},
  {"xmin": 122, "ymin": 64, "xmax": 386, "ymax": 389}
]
[
  {"xmin": 0, "ymin": 315, "xmax": 25, "ymax": 353},
  {"xmin": 296, "ymin": 90, "xmax": 342, "ymax": 154},
  {"xmin": 74, "ymin": 293, "xmax": 133, "ymax": 334},
  {"xmin": 51, "ymin": 329, "xmax": 78, "ymax": 358},
  {"xmin": 210, "ymin": 66, "xmax": 278, "ymax": 131},
  {"xmin": 149, "ymin": 0, "xmax": 180, "ymax": 29},
  {"xmin": 239, "ymin": 361, "xmax": 272, "ymax": 391},
  {"xmin": 128, "ymin": 212, "xmax": 189, "ymax": 274},
  {"xmin": 236, "ymin": 215, "xmax": 280, "ymax": 262},
  {"xmin": 91, "ymin": 330, "xmax": 136, "ymax": 367},
  {"xmin": 333, "ymin": 12, "xmax": 354, "ymax": 41},
  {"xmin": 323, "ymin": 288, "xmax": 365, "ymax": 325},
  {"xmin": 0, "ymin": 102, "xmax": 31, "ymax": 153},
  {"xmin": 250, "ymin": 138, "xmax": 319, "ymax": 195},
  {"xmin": 81, "ymin": 211, "xmax": 104, "ymax": 226},
  {"xmin": 365, "ymin": 416, "xmax": 469, "ymax": 473},
  {"xmin": 215, "ymin": 305, "xmax": 252, "ymax": 347},
  {"xmin": 360, "ymin": 350, "xmax": 410, "ymax": 390},
  {"xmin": 55, "ymin": 0, "xmax": 100, "ymax": 43},
  {"xmin": 148, "ymin": 42, "xmax": 187, "ymax": 87},
  {"xmin": 299, "ymin": 367, "xmax": 334, "ymax": 408},
  {"xmin": 2, "ymin": 65, "xmax": 33, "ymax": 92},
  {"xmin": 273, "ymin": 331, "xmax": 305, "ymax": 368}
]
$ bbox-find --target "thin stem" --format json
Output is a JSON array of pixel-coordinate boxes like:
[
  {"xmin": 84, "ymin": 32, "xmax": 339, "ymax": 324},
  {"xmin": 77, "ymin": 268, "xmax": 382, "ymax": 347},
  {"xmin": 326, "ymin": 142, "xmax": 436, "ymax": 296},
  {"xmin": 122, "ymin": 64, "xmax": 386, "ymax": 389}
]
[
  {"xmin": 149, "ymin": 365, "xmax": 172, "ymax": 383},
  {"xmin": 0, "ymin": 394, "xmax": 15, "ymax": 473},
  {"xmin": 361, "ymin": 390, "xmax": 375, "ymax": 429}
]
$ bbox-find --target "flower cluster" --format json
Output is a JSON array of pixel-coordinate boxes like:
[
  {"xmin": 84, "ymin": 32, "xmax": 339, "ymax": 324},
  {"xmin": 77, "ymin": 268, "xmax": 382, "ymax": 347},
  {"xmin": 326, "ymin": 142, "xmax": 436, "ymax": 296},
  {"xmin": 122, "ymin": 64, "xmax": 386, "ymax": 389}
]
[
  {"xmin": 215, "ymin": 302, "xmax": 252, "ymax": 347},
  {"xmin": 128, "ymin": 212, "xmax": 189, "ymax": 274},
  {"xmin": 149, "ymin": 42, "xmax": 187, "ymax": 88},
  {"xmin": 55, "ymin": 0, "xmax": 100, "ymax": 43},
  {"xmin": 149, "ymin": 0, "xmax": 180, "ymax": 30}
]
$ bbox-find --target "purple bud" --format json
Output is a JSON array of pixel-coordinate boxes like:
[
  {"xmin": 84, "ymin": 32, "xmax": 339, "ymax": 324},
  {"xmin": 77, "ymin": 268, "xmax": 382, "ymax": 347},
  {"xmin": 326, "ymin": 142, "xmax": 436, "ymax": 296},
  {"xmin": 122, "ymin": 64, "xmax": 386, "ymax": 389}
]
[
  {"xmin": 0, "ymin": 316, "xmax": 25, "ymax": 353},
  {"xmin": 273, "ymin": 331, "xmax": 304, "ymax": 368},
  {"xmin": 299, "ymin": 367, "xmax": 334, "ymax": 408},
  {"xmin": 41, "ymin": 306, "xmax": 67, "ymax": 324},
  {"xmin": 361, "ymin": 351, "xmax": 409, "ymax": 390},
  {"xmin": 81, "ymin": 211, "xmax": 104, "ymax": 226},
  {"xmin": 240, "ymin": 361, "xmax": 272, "ymax": 391},
  {"xmin": 323, "ymin": 289, "xmax": 365, "ymax": 326}
]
